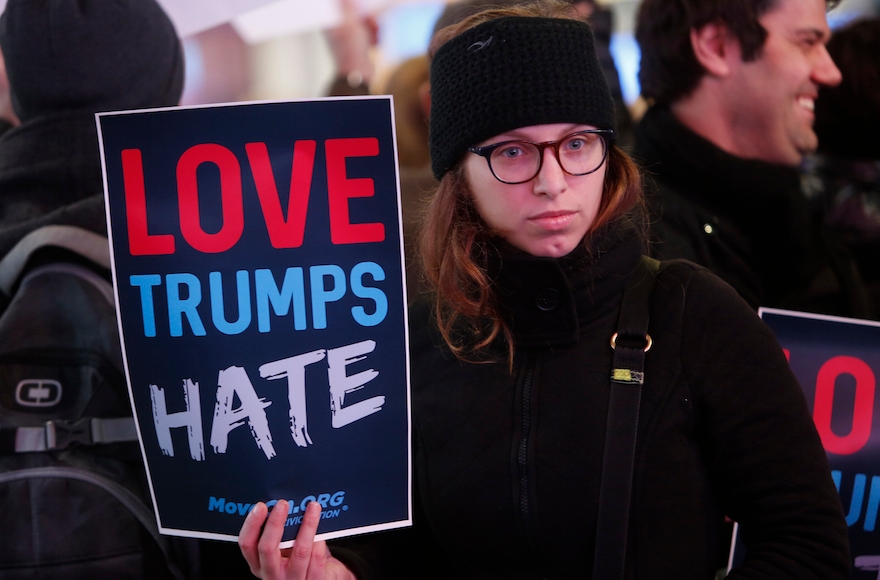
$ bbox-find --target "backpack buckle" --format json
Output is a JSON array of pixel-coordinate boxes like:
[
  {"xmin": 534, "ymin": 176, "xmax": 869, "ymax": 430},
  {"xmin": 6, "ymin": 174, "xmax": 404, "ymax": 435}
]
[{"xmin": 45, "ymin": 418, "xmax": 93, "ymax": 450}]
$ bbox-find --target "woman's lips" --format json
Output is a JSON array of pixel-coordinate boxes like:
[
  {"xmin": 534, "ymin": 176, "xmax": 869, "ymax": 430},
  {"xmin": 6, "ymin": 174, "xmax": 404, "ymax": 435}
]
[{"xmin": 529, "ymin": 210, "xmax": 576, "ymax": 231}]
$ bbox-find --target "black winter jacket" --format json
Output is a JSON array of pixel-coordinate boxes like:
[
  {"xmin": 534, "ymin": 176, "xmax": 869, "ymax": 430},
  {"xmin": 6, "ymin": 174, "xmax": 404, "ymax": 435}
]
[
  {"xmin": 0, "ymin": 111, "xmax": 108, "ymax": 254},
  {"xmin": 383, "ymin": 223, "xmax": 849, "ymax": 579},
  {"xmin": 634, "ymin": 105, "xmax": 874, "ymax": 320}
]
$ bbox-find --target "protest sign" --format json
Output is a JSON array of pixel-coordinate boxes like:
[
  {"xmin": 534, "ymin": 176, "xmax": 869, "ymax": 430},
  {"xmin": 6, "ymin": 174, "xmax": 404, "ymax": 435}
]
[
  {"xmin": 97, "ymin": 96, "xmax": 411, "ymax": 545},
  {"xmin": 729, "ymin": 308, "xmax": 880, "ymax": 577}
]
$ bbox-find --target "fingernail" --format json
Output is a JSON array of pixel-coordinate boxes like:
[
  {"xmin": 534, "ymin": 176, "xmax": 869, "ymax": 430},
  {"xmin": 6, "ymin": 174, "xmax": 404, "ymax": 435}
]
[{"xmin": 248, "ymin": 502, "xmax": 265, "ymax": 519}]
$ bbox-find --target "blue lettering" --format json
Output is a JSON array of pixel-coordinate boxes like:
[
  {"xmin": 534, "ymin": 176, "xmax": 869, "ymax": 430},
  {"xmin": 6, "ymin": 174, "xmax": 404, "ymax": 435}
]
[
  {"xmin": 130, "ymin": 274, "xmax": 161, "ymax": 337},
  {"xmin": 131, "ymin": 260, "xmax": 391, "ymax": 337},
  {"xmin": 166, "ymin": 273, "xmax": 206, "ymax": 337},
  {"xmin": 846, "ymin": 473, "xmax": 867, "ymax": 526},
  {"xmin": 350, "ymin": 262, "xmax": 387, "ymax": 327},
  {"xmin": 832, "ymin": 470, "xmax": 880, "ymax": 531},
  {"xmin": 309, "ymin": 265, "xmax": 345, "ymax": 329},
  {"xmin": 210, "ymin": 270, "xmax": 251, "ymax": 335},
  {"xmin": 209, "ymin": 492, "xmax": 345, "ymax": 519},
  {"xmin": 255, "ymin": 268, "xmax": 307, "ymax": 332},
  {"xmin": 865, "ymin": 476, "xmax": 880, "ymax": 532}
]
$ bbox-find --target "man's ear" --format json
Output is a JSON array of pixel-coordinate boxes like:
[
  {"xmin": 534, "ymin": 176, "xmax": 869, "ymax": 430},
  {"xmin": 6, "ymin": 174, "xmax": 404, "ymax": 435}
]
[{"xmin": 690, "ymin": 21, "xmax": 737, "ymax": 78}]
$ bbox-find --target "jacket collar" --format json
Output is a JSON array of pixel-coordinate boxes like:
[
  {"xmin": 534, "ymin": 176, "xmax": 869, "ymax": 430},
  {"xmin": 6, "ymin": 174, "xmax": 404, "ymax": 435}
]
[
  {"xmin": 489, "ymin": 221, "xmax": 643, "ymax": 347},
  {"xmin": 634, "ymin": 105, "xmax": 831, "ymax": 299},
  {"xmin": 634, "ymin": 105, "xmax": 808, "ymax": 240},
  {"xmin": 0, "ymin": 110, "xmax": 103, "ymax": 197}
]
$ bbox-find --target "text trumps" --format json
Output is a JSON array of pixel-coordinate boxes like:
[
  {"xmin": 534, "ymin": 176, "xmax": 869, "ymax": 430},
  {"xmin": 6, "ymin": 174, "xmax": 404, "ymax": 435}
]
[{"xmin": 130, "ymin": 261, "xmax": 387, "ymax": 337}]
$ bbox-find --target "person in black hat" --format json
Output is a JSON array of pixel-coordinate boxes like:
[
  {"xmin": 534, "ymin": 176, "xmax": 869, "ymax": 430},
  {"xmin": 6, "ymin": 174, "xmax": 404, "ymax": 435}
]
[
  {"xmin": 0, "ymin": 2, "xmax": 198, "ymax": 578},
  {"xmin": 239, "ymin": 2, "xmax": 848, "ymax": 578},
  {"xmin": 432, "ymin": 0, "xmax": 634, "ymax": 150},
  {"xmin": 0, "ymin": 0, "xmax": 184, "ymax": 251}
]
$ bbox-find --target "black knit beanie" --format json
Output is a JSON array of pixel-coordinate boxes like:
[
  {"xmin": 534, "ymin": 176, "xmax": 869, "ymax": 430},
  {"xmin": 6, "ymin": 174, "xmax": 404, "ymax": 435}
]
[
  {"xmin": 429, "ymin": 16, "xmax": 615, "ymax": 180},
  {"xmin": 0, "ymin": 0, "xmax": 184, "ymax": 122}
]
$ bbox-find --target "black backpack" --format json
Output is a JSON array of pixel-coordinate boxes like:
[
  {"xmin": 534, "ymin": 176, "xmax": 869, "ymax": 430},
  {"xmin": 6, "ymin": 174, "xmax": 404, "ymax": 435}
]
[{"xmin": 0, "ymin": 225, "xmax": 200, "ymax": 580}]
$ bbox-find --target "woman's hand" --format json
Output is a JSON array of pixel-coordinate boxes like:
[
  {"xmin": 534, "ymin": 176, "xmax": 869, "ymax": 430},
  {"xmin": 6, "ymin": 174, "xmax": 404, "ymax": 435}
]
[{"xmin": 239, "ymin": 500, "xmax": 356, "ymax": 580}]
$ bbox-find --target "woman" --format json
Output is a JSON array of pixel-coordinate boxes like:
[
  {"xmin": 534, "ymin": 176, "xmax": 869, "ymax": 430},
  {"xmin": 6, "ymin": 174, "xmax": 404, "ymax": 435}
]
[{"xmin": 239, "ymin": 2, "xmax": 850, "ymax": 578}]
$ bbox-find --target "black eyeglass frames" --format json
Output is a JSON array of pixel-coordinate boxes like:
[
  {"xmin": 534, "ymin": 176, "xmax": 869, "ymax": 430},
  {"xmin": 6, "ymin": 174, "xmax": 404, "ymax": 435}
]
[{"xmin": 467, "ymin": 129, "xmax": 613, "ymax": 185}]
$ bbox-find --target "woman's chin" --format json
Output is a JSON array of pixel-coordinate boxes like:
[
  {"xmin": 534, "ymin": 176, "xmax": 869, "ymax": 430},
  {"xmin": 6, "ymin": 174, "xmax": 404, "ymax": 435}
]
[{"xmin": 515, "ymin": 237, "xmax": 580, "ymax": 259}]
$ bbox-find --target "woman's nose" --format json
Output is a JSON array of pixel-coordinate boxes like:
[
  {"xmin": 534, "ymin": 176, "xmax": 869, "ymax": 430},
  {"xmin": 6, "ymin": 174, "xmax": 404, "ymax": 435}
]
[{"xmin": 532, "ymin": 147, "xmax": 566, "ymax": 197}]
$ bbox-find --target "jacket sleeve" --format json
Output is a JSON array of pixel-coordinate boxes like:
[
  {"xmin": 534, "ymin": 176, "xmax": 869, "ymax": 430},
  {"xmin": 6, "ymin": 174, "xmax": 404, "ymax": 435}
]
[{"xmin": 679, "ymin": 268, "xmax": 851, "ymax": 579}]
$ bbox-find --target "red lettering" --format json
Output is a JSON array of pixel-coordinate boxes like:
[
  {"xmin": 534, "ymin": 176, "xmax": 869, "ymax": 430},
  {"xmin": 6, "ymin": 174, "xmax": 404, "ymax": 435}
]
[
  {"xmin": 245, "ymin": 141, "xmax": 316, "ymax": 249},
  {"xmin": 783, "ymin": 348, "xmax": 790, "ymax": 362},
  {"xmin": 177, "ymin": 144, "xmax": 244, "ymax": 253},
  {"xmin": 813, "ymin": 355, "xmax": 875, "ymax": 455},
  {"xmin": 325, "ymin": 138, "xmax": 385, "ymax": 245},
  {"xmin": 122, "ymin": 149, "xmax": 175, "ymax": 255}
]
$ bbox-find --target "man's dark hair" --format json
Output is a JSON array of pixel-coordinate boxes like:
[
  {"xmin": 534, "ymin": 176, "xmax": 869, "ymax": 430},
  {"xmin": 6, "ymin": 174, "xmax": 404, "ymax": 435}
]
[
  {"xmin": 636, "ymin": 0, "xmax": 837, "ymax": 105},
  {"xmin": 635, "ymin": 0, "xmax": 778, "ymax": 105}
]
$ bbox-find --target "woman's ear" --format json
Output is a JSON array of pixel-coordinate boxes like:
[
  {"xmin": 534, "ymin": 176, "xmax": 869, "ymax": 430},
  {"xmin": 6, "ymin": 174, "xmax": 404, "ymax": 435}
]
[{"xmin": 689, "ymin": 21, "xmax": 739, "ymax": 78}]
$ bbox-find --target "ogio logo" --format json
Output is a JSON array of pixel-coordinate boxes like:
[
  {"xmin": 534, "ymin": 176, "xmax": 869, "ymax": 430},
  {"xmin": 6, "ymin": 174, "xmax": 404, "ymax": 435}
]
[{"xmin": 15, "ymin": 380, "xmax": 62, "ymax": 407}]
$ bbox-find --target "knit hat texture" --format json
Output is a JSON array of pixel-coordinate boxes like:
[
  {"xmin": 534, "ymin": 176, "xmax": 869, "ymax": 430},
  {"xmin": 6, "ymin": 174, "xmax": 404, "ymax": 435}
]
[
  {"xmin": 429, "ymin": 16, "xmax": 615, "ymax": 180},
  {"xmin": 0, "ymin": 0, "xmax": 184, "ymax": 122}
]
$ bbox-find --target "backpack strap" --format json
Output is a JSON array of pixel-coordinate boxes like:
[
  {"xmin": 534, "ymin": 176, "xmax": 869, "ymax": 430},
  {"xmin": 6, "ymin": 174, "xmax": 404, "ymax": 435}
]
[
  {"xmin": 1, "ymin": 417, "xmax": 138, "ymax": 453},
  {"xmin": 0, "ymin": 466, "xmax": 188, "ymax": 580},
  {"xmin": 592, "ymin": 255, "xmax": 660, "ymax": 580},
  {"xmin": 0, "ymin": 224, "xmax": 111, "ymax": 296}
]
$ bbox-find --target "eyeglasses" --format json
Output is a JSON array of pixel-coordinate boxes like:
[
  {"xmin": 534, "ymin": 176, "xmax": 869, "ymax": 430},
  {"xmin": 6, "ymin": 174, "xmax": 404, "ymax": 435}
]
[{"xmin": 467, "ymin": 129, "xmax": 613, "ymax": 185}]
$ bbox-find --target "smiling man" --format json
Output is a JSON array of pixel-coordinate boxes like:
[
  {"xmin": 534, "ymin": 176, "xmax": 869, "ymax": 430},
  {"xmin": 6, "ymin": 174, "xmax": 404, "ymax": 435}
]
[{"xmin": 635, "ymin": 0, "xmax": 875, "ymax": 318}]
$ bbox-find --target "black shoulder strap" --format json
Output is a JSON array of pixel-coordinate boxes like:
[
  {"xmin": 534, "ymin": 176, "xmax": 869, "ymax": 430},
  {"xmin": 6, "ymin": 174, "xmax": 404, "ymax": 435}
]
[{"xmin": 592, "ymin": 255, "xmax": 660, "ymax": 580}]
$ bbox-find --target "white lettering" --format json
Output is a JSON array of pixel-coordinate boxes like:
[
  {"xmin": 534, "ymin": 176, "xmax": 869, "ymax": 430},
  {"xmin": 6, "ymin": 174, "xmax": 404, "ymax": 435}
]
[
  {"xmin": 150, "ymin": 379, "xmax": 205, "ymax": 460},
  {"xmin": 327, "ymin": 340, "xmax": 384, "ymax": 428},
  {"xmin": 210, "ymin": 366, "xmax": 275, "ymax": 459}
]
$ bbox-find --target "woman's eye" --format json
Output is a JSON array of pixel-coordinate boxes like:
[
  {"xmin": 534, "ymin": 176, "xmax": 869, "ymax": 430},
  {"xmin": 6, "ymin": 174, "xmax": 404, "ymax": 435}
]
[
  {"xmin": 567, "ymin": 138, "xmax": 585, "ymax": 151},
  {"xmin": 498, "ymin": 145, "xmax": 524, "ymax": 159},
  {"xmin": 565, "ymin": 134, "xmax": 596, "ymax": 151}
]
